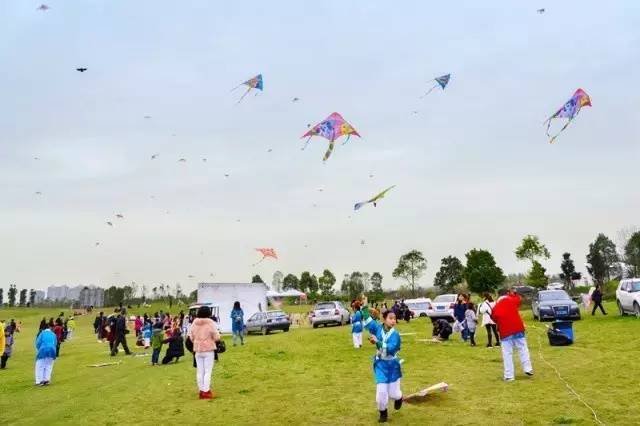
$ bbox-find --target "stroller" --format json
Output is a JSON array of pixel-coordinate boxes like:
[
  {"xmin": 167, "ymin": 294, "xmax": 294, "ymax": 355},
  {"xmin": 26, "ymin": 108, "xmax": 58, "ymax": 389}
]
[{"xmin": 547, "ymin": 321, "xmax": 574, "ymax": 346}]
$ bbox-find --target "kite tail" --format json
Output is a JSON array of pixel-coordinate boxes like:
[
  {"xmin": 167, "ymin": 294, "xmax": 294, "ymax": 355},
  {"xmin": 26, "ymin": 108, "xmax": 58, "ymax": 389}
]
[
  {"xmin": 237, "ymin": 87, "xmax": 252, "ymax": 104},
  {"xmin": 419, "ymin": 83, "xmax": 438, "ymax": 99},
  {"xmin": 341, "ymin": 134, "xmax": 351, "ymax": 146},
  {"xmin": 301, "ymin": 136, "xmax": 312, "ymax": 151},
  {"xmin": 547, "ymin": 118, "xmax": 573, "ymax": 144},
  {"xmin": 251, "ymin": 256, "xmax": 266, "ymax": 267},
  {"xmin": 322, "ymin": 141, "xmax": 335, "ymax": 162}
]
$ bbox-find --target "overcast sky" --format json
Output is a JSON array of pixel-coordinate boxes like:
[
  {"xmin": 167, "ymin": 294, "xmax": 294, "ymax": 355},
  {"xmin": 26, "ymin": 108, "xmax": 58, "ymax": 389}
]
[{"xmin": 1, "ymin": 1, "xmax": 638, "ymax": 294}]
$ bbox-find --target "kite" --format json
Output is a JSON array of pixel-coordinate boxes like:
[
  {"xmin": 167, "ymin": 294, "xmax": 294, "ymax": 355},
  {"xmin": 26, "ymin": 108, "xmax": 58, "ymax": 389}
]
[
  {"xmin": 403, "ymin": 382, "xmax": 449, "ymax": 403},
  {"xmin": 178, "ymin": 158, "xmax": 186, "ymax": 162},
  {"xmin": 420, "ymin": 74, "xmax": 451, "ymax": 98},
  {"xmin": 224, "ymin": 173, "xmax": 230, "ymax": 178},
  {"xmin": 143, "ymin": 115, "xmax": 151, "ymax": 119},
  {"xmin": 34, "ymin": 157, "xmax": 40, "ymax": 160},
  {"xmin": 544, "ymin": 88, "xmax": 591, "ymax": 144},
  {"xmin": 151, "ymin": 154, "xmax": 159, "ymax": 160},
  {"xmin": 202, "ymin": 158, "xmax": 207, "ymax": 162},
  {"xmin": 537, "ymin": 8, "xmax": 545, "ymax": 14},
  {"xmin": 301, "ymin": 112, "xmax": 360, "ymax": 162},
  {"xmin": 95, "ymin": 242, "xmax": 100, "ymax": 247},
  {"xmin": 116, "ymin": 214, "xmax": 124, "ymax": 219},
  {"xmin": 292, "ymin": 97, "xmax": 300, "ymax": 102},
  {"xmin": 37, "ymin": 4, "xmax": 50, "ymax": 11},
  {"xmin": 76, "ymin": 68, "xmax": 87, "ymax": 72},
  {"xmin": 231, "ymin": 74, "xmax": 263, "ymax": 103},
  {"xmin": 354, "ymin": 185, "xmax": 396, "ymax": 211},
  {"xmin": 253, "ymin": 248, "xmax": 278, "ymax": 265},
  {"xmin": 87, "ymin": 361, "xmax": 121, "ymax": 368},
  {"xmin": 106, "ymin": 221, "xmax": 113, "ymax": 227},
  {"xmin": 35, "ymin": 191, "xmax": 42, "ymax": 195}
]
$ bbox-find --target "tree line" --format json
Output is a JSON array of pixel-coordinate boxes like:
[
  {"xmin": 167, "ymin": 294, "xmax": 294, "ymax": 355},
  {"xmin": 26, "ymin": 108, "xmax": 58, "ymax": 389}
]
[{"xmin": 0, "ymin": 285, "xmax": 38, "ymax": 307}]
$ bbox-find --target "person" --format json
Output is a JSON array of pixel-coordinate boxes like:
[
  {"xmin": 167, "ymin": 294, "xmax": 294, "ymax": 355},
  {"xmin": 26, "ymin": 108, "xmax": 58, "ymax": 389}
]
[
  {"xmin": 0, "ymin": 321, "xmax": 6, "ymax": 367},
  {"xmin": 478, "ymin": 293, "xmax": 500, "ymax": 348},
  {"xmin": 465, "ymin": 302, "xmax": 477, "ymax": 346},
  {"xmin": 230, "ymin": 301, "xmax": 245, "ymax": 347},
  {"xmin": 591, "ymin": 285, "xmax": 607, "ymax": 315},
  {"xmin": 35, "ymin": 325, "xmax": 58, "ymax": 386},
  {"xmin": 431, "ymin": 319, "xmax": 452, "ymax": 342},
  {"xmin": 453, "ymin": 294, "xmax": 468, "ymax": 341},
  {"xmin": 111, "ymin": 311, "xmax": 132, "ymax": 356},
  {"xmin": 188, "ymin": 306, "xmax": 220, "ymax": 400},
  {"xmin": 162, "ymin": 328, "xmax": 185, "ymax": 364},
  {"xmin": 93, "ymin": 312, "xmax": 104, "ymax": 341},
  {"xmin": 1, "ymin": 327, "xmax": 13, "ymax": 369},
  {"xmin": 66, "ymin": 317, "xmax": 76, "ymax": 340},
  {"xmin": 134, "ymin": 315, "xmax": 143, "ymax": 337},
  {"xmin": 361, "ymin": 303, "xmax": 403, "ymax": 423},
  {"xmin": 151, "ymin": 323, "xmax": 164, "ymax": 365},
  {"xmin": 351, "ymin": 301, "xmax": 363, "ymax": 348},
  {"xmin": 38, "ymin": 318, "xmax": 47, "ymax": 336},
  {"xmin": 142, "ymin": 322, "xmax": 152, "ymax": 349},
  {"xmin": 53, "ymin": 319, "xmax": 64, "ymax": 357},
  {"xmin": 491, "ymin": 288, "xmax": 533, "ymax": 381}
]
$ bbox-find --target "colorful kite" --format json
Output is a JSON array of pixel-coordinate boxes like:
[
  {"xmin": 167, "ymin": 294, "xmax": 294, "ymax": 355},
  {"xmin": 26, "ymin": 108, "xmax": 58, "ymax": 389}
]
[
  {"xmin": 420, "ymin": 74, "xmax": 451, "ymax": 98},
  {"xmin": 301, "ymin": 112, "xmax": 360, "ymax": 162},
  {"xmin": 231, "ymin": 74, "xmax": 263, "ymax": 103},
  {"xmin": 37, "ymin": 4, "xmax": 50, "ymax": 11},
  {"xmin": 403, "ymin": 382, "xmax": 449, "ymax": 403},
  {"xmin": 254, "ymin": 248, "xmax": 278, "ymax": 265},
  {"xmin": 354, "ymin": 185, "xmax": 396, "ymax": 211},
  {"xmin": 545, "ymin": 88, "xmax": 591, "ymax": 144}
]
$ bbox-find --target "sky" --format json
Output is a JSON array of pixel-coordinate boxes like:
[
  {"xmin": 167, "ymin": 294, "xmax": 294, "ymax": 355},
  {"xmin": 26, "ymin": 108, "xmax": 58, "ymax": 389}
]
[{"xmin": 1, "ymin": 1, "xmax": 639, "ymax": 294}]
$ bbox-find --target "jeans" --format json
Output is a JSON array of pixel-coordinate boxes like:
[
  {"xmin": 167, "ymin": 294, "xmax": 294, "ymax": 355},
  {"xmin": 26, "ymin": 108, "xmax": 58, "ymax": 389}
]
[
  {"xmin": 111, "ymin": 335, "xmax": 131, "ymax": 356},
  {"xmin": 195, "ymin": 351, "xmax": 215, "ymax": 392},
  {"xmin": 151, "ymin": 348, "xmax": 161, "ymax": 364},
  {"xmin": 485, "ymin": 324, "xmax": 500, "ymax": 346},
  {"xmin": 232, "ymin": 330, "xmax": 244, "ymax": 346},
  {"xmin": 468, "ymin": 330, "xmax": 476, "ymax": 346},
  {"xmin": 501, "ymin": 336, "xmax": 532, "ymax": 379},
  {"xmin": 376, "ymin": 380, "xmax": 402, "ymax": 411},
  {"xmin": 592, "ymin": 301, "xmax": 606, "ymax": 315}
]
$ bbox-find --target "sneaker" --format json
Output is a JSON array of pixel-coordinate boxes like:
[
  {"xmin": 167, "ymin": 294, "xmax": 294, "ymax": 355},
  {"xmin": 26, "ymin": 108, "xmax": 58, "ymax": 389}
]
[
  {"xmin": 378, "ymin": 409, "xmax": 388, "ymax": 423},
  {"xmin": 198, "ymin": 391, "xmax": 205, "ymax": 399},
  {"xmin": 486, "ymin": 344, "xmax": 493, "ymax": 348},
  {"xmin": 525, "ymin": 371, "xmax": 534, "ymax": 376},
  {"xmin": 43, "ymin": 381, "xmax": 50, "ymax": 386},
  {"xmin": 394, "ymin": 398, "xmax": 403, "ymax": 410},
  {"xmin": 202, "ymin": 390, "xmax": 213, "ymax": 399},
  {"xmin": 504, "ymin": 377, "xmax": 515, "ymax": 382}
]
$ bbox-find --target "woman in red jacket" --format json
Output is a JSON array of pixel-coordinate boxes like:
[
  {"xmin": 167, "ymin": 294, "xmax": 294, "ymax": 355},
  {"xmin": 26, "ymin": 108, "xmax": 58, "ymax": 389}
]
[{"xmin": 491, "ymin": 289, "xmax": 533, "ymax": 381}]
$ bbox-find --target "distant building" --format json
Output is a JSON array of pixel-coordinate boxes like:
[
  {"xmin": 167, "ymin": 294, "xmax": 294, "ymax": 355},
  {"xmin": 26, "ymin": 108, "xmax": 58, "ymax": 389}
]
[
  {"xmin": 47, "ymin": 285, "xmax": 70, "ymax": 301},
  {"xmin": 34, "ymin": 290, "xmax": 46, "ymax": 305},
  {"xmin": 79, "ymin": 286, "xmax": 104, "ymax": 307}
]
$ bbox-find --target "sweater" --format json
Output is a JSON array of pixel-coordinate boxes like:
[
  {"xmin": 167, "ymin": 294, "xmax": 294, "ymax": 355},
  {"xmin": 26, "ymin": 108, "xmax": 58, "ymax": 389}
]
[
  {"xmin": 35, "ymin": 329, "xmax": 58, "ymax": 360},
  {"xmin": 491, "ymin": 294, "xmax": 525, "ymax": 339},
  {"xmin": 188, "ymin": 318, "xmax": 220, "ymax": 353},
  {"xmin": 151, "ymin": 328, "xmax": 164, "ymax": 350}
]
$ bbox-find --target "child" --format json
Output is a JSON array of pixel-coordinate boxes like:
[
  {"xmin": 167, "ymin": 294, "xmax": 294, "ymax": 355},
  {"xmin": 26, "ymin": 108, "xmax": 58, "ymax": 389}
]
[
  {"xmin": 465, "ymin": 302, "xmax": 477, "ymax": 346},
  {"xmin": 453, "ymin": 294, "xmax": 468, "ymax": 341},
  {"xmin": 35, "ymin": 325, "xmax": 58, "ymax": 385},
  {"xmin": 142, "ymin": 322, "xmax": 152, "ymax": 349},
  {"xmin": 1, "ymin": 327, "xmax": 12, "ymax": 369},
  {"xmin": 231, "ymin": 301, "xmax": 245, "ymax": 347},
  {"xmin": 351, "ymin": 301, "xmax": 363, "ymax": 348},
  {"xmin": 161, "ymin": 328, "xmax": 185, "ymax": 364},
  {"xmin": 362, "ymin": 301, "xmax": 403, "ymax": 423},
  {"xmin": 66, "ymin": 317, "xmax": 76, "ymax": 340},
  {"xmin": 491, "ymin": 288, "xmax": 533, "ymax": 381},
  {"xmin": 151, "ymin": 323, "xmax": 164, "ymax": 366},
  {"xmin": 134, "ymin": 316, "xmax": 143, "ymax": 337},
  {"xmin": 53, "ymin": 319, "xmax": 64, "ymax": 357}
]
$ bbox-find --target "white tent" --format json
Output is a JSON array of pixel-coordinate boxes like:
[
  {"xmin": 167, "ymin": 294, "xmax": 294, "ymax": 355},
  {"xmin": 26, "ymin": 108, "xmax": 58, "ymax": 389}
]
[
  {"xmin": 197, "ymin": 283, "xmax": 268, "ymax": 333},
  {"xmin": 266, "ymin": 289, "xmax": 306, "ymax": 298}
]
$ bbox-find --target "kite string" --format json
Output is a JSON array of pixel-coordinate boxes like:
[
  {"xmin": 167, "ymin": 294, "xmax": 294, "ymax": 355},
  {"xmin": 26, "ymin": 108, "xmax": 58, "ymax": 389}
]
[
  {"xmin": 419, "ymin": 83, "xmax": 438, "ymax": 99},
  {"xmin": 237, "ymin": 86, "xmax": 252, "ymax": 104},
  {"xmin": 530, "ymin": 325, "xmax": 605, "ymax": 425}
]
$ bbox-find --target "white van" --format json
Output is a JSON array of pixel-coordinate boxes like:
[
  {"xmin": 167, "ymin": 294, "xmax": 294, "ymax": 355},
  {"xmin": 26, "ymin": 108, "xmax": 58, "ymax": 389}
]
[{"xmin": 404, "ymin": 297, "xmax": 432, "ymax": 318}]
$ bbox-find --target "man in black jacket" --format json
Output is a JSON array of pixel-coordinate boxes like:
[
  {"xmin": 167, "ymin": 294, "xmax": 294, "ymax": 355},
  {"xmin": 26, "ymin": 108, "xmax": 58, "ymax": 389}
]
[
  {"xmin": 111, "ymin": 313, "xmax": 132, "ymax": 356},
  {"xmin": 591, "ymin": 285, "xmax": 607, "ymax": 315}
]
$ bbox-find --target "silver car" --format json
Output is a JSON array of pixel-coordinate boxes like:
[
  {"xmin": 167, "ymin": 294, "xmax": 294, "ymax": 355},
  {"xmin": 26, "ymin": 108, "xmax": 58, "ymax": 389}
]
[
  {"xmin": 310, "ymin": 301, "xmax": 350, "ymax": 328},
  {"xmin": 426, "ymin": 294, "xmax": 456, "ymax": 321},
  {"xmin": 246, "ymin": 310, "xmax": 291, "ymax": 335}
]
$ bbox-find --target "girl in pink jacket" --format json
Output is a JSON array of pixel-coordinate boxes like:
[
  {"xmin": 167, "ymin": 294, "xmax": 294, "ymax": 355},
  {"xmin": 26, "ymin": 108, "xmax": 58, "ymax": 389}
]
[{"xmin": 188, "ymin": 306, "xmax": 220, "ymax": 399}]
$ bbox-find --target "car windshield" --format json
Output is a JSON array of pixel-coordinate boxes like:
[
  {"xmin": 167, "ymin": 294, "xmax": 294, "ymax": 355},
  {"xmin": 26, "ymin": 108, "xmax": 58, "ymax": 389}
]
[
  {"xmin": 434, "ymin": 295, "xmax": 455, "ymax": 303},
  {"xmin": 267, "ymin": 311, "xmax": 286, "ymax": 318},
  {"xmin": 407, "ymin": 303, "xmax": 428, "ymax": 310},
  {"xmin": 629, "ymin": 282, "xmax": 640, "ymax": 292},
  {"xmin": 315, "ymin": 303, "xmax": 335, "ymax": 310},
  {"xmin": 539, "ymin": 291, "xmax": 570, "ymax": 301}
]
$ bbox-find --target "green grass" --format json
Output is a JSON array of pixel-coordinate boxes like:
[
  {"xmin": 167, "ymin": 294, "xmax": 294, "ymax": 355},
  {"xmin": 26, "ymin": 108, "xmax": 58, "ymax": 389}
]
[{"xmin": 0, "ymin": 302, "xmax": 638, "ymax": 425}]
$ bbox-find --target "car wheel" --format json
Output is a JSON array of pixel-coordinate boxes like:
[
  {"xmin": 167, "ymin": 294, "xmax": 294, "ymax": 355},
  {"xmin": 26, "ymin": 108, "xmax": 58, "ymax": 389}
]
[
  {"xmin": 312, "ymin": 323, "xmax": 318, "ymax": 329},
  {"xmin": 284, "ymin": 327, "xmax": 289, "ymax": 332},
  {"xmin": 634, "ymin": 303, "xmax": 640, "ymax": 318},
  {"xmin": 618, "ymin": 300, "xmax": 626, "ymax": 316}
]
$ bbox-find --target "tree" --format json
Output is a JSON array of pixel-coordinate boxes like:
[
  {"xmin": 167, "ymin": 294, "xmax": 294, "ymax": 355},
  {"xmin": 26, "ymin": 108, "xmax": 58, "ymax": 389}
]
[
  {"xmin": 122, "ymin": 285, "xmax": 135, "ymax": 302},
  {"xmin": 433, "ymin": 256, "xmax": 465, "ymax": 293},
  {"xmin": 586, "ymin": 233, "xmax": 618, "ymax": 284},
  {"xmin": 463, "ymin": 249, "xmax": 505, "ymax": 294},
  {"xmin": 29, "ymin": 289, "xmax": 36, "ymax": 306},
  {"xmin": 527, "ymin": 261, "xmax": 548, "ymax": 288},
  {"xmin": 151, "ymin": 287, "xmax": 158, "ymax": 300},
  {"xmin": 272, "ymin": 271, "xmax": 284, "ymax": 292},
  {"xmin": 368, "ymin": 272, "xmax": 384, "ymax": 302},
  {"xmin": 282, "ymin": 274, "xmax": 299, "ymax": 291},
  {"xmin": 300, "ymin": 272, "xmax": 318, "ymax": 295},
  {"xmin": 559, "ymin": 252, "xmax": 582, "ymax": 289},
  {"xmin": 8, "ymin": 284, "xmax": 17, "ymax": 307},
  {"xmin": 19, "ymin": 289, "xmax": 27, "ymax": 306},
  {"xmin": 515, "ymin": 235, "xmax": 551, "ymax": 266},
  {"xmin": 0, "ymin": 288, "xmax": 3, "ymax": 305},
  {"xmin": 251, "ymin": 275, "xmax": 264, "ymax": 283},
  {"xmin": 318, "ymin": 269, "xmax": 336, "ymax": 298},
  {"xmin": 341, "ymin": 272, "xmax": 365, "ymax": 300},
  {"xmin": 392, "ymin": 250, "xmax": 427, "ymax": 297},
  {"xmin": 624, "ymin": 231, "xmax": 640, "ymax": 278},
  {"xmin": 175, "ymin": 283, "xmax": 183, "ymax": 299},
  {"xmin": 189, "ymin": 289, "xmax": 198, "ymax": 301}
]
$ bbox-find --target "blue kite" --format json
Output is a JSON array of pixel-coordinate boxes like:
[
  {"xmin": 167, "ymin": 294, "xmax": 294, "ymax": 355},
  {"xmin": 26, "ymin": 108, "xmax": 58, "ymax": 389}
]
[{"xmin": 420, "ymin": 74, "xmax": 451, "ymax": 98}]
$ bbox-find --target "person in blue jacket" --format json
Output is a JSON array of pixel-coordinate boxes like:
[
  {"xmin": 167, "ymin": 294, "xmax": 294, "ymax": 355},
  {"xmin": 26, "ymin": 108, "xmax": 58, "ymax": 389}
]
[
  {"xmin": 453, "ymin": 293, "xmax": 469, "ymax": 341},
  {"xmin": 231, "ymin": 301, "xmax": 245, "ymax": 346},
  {"xmin": 351, "ymin": 301, "xmax": 363, "ymax": 348},
  {"xmin": 362, "ymin": 300, "xmax": 403, "ymax": 423},
  {"xmin": 35, "ymin": 325, "xmax": 58, "ymax": 386}
]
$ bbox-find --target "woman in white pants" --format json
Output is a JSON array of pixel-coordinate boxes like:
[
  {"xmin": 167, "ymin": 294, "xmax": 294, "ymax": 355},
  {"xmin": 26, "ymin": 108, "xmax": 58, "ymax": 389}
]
[
  {"xmin": 188, "ymin": 306, "xmax": 220, "ymax": 399},
  {"xmin": 35, "ymin": 326, "xmax": 58, "ymax": 386}
]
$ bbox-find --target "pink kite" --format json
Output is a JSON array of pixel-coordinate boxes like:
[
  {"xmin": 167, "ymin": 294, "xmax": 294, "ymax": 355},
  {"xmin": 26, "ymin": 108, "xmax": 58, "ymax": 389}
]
[
  {"xmin": 301, "ymin": 112, "xmax": 360, "ymax": 162},
  {"xmin": 254, "ymin": 248, "xmax": 278, "ymax": 265},
  {"xmin": 545, "ymin": 88, "xmax": 592, "ymax": 144}
]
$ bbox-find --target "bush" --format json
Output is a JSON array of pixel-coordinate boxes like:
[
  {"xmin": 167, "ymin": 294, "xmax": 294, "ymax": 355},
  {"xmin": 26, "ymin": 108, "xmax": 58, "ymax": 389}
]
[{"xmin": 603, "ymin": 280, "xmax": 619, "ymax": 301}]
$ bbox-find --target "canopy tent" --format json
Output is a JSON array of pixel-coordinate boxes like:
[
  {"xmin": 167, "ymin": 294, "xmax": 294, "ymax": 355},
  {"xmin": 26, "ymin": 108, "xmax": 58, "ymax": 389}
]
[{"xmin": 267, "ymin": 289, "xmax": 307, "ymax": 298}]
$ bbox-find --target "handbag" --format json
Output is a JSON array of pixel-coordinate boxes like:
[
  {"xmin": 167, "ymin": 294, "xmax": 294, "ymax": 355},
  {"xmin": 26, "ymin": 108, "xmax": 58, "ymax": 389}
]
[{"xmin": 216, "ymin": 340, "xmax": 226, "ymax": 354}]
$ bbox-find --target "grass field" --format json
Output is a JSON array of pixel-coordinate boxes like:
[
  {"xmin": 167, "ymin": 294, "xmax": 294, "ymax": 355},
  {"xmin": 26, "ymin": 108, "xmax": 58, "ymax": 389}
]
[{"xmin": 0, "ymin": 302, "xmax": 638, "ymax": 425}]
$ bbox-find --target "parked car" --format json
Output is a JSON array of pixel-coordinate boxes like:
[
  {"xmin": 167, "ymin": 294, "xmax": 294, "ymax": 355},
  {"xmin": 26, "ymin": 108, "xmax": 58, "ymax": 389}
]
[
  {"xmin": 426, "ymin": 294, "xmax": 456, "ymax": 321},
  {"xmin": 616, "ymin": 279, "xmax": 640, "ymax": 316},
  {"xmin": 245, "ymin": 310, "xmax": 291, "ymax": 335},
  {"xmin": 405, "ymin": 298, "xmax": 432, "ymax": 318},
  {"xmin": 532, "ymin": 290, "xmax": 581, "ymax": 321},
  {"xmin": 547, "ymin": 282, "xmax": 565, "ymax": 291},
  {"xmin": 310, "ymin": 301, "xmax": 350, "ymax": 328}
]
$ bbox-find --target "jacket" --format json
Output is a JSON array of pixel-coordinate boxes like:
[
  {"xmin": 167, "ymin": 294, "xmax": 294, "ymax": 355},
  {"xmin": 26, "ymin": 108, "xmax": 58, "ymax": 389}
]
[
  {"xmin": 453, "ymin": 302, "xmax": 467, "ymax": 322},
  {"xmin": 188, "ymin": 318, "xmax": 220, "ymax": 353},
  {"xmin": 464, "ymin": 309, "xmax": 477, "ymax": 332},
  {"xmin": 151, "ymin": 328, "xmax": 164, "ymax": 350},
  {"xmin": 67, "ymin": 319, "xmax": 76, "ymax": 330},
  {"xmin": 0, "ymin": 323, "xmax": 5, "ymax": 355},
  {"xmin": 230, "ymin": 309, "xmax": 244, "ymax": 333},
  {"xmin": 163, "ymin": 334, "xmax": 185, "ymax": 358},
  {"xmin": 115, "ymin": 316, "xmax": 128, "ymax": 337},
  {"xmin": 491, "ymin": 294, "xmax": 525, "ymax": 339},
  {"xmin": 35, "ymin": 329, "xmax": 58, "ymax": 360},
  {"xmin": 591, "ymin": 288, "xmax": 603, "ymax": 302},
  {"xmin": 53, "ymin": 325, "xmax": 64, "ymax": 343},
  {"xmin": 4, "ymin": 334, "xmax": 13, "ymax": 356},
  {"xmin": 478, "ymin": 300, "xmax": 496, "ymax": 326}
]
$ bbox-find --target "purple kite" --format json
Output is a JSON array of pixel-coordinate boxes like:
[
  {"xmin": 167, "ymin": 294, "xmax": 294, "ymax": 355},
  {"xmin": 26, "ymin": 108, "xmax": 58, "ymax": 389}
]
[
  {"xmin": 301, "ymin": 112, "xmax": 360, "ymax": 162},
  {"xmin": 545, "ymin": 88, "xmax": 592, "ymax": 144}
]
